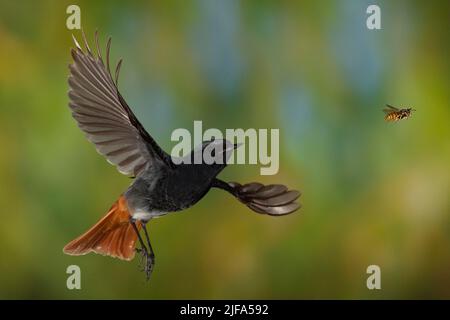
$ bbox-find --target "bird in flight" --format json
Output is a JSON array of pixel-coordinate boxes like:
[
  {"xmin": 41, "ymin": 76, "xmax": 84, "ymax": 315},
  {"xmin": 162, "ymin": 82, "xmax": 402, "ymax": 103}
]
[
  {"xmin": 383, "ymin": 104, "xmax": 416, "ymax": 122},
  {"xmin": 63, "ymin": 31, "xmax": 301, "ymax": 280}
]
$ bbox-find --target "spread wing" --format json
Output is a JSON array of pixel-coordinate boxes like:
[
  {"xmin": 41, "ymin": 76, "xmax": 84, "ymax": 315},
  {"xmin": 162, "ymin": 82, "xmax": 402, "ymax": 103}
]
[
  {"xmin": 68, "ymin": 31, "xmax": 171, "ymax": 177},
  {"xmin": 383, "ymin": 104, "xmax": 399, "ymax": 114}
]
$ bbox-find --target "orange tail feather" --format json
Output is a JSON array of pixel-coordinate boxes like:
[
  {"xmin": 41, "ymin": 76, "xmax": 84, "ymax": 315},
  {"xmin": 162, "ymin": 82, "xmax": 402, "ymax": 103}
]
[{"xmin": 63, "ymin": 195, "xmax": 140, "ymax": 261}]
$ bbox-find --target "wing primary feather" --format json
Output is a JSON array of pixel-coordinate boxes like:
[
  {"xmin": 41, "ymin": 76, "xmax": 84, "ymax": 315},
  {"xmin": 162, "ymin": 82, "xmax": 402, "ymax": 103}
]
[
  {"xmin": 73, "ymin": 109, "xmax": 128, "ymax": 123},
  {"xmin": 70, "ymin": 63, "xmax": 118, "ymax": 105},
  {"xmin": 68, "ymin": 74, "xmax": 122, "ymax": 110},
  {"xmin": 106, "ymin": 37, "xmax": 112, "ymax": 77},
  {"xmin": 68, "ymin": 90, "xmax": 123, "ymax": 116},
  {"xmin": 115, "ymin": 59, "xmax": 123, "ymax": 87},
  {"xmin": 72, "ymin": 34, "xmax": 82, "ymax": 50},
  {"xmin": 81, "ymin": 29, "xmax": 92, "ymax": 55},
  {"xmin": 94, "ymin": 30, "xmax": 103, "ymax": 63},
  {"xmin": 74, "ymin": 47, "xmax": 118, "ymax": 95},
  {"xmin": 70, "ymin": 48, "xmax": 79, "ymax": 62}
]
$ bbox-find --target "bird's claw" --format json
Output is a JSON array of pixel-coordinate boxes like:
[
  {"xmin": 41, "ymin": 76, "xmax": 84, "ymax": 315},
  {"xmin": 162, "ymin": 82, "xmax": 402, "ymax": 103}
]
[{"xmin": 135, "ymin": 247, "xmax": 154, "ymax": 280}]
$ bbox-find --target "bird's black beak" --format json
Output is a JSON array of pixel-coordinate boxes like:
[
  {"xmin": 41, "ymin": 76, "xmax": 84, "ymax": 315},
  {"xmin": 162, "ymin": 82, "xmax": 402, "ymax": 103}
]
[{"xmin": 233, "ymin": 143, "xmax": 243, "ymax": 150}]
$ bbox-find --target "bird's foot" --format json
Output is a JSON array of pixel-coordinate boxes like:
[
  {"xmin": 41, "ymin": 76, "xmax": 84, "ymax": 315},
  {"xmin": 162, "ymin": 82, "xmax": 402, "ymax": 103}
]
[{"xmin": 135, "ymin": 247, "xmax": 154, "ymax": 280}]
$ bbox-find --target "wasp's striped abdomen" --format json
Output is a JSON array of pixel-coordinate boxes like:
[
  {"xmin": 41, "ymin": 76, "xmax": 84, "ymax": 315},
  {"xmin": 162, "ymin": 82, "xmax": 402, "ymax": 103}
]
[{"xmin": 384, "ymin": 112, "xmax": 401, "ymax": 122}]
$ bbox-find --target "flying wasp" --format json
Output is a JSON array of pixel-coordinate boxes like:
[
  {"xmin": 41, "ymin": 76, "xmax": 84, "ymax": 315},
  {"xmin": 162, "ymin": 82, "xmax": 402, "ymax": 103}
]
[{"xmin": 383, "ymin": 104, "xmax": 416, "ymax": 122}]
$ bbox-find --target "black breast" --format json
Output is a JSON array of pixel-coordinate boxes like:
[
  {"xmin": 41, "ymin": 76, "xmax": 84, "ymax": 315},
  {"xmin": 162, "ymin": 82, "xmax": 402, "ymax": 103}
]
[
  {"xmin": 127, "ymin": 163, "xmax": 221, "ymax": 213},
  {"xmin": 162, "ymin": 165, "xmax": 215, "ymax": 211}
]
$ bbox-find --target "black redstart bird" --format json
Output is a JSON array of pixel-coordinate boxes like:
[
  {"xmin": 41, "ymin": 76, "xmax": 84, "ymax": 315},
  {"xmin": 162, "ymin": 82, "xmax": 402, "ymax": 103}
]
[{"xmin": 63, "ymin": 31, "xmax": 301, "ymax": 280}]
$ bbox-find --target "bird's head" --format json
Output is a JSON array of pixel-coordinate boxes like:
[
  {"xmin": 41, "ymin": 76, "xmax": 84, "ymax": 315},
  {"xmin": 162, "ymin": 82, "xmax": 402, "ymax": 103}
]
[
  {"xmin": 201, "ymin": 138, "xmax": 240, "ymax": 165},
  {"xmin": 171, "ymin": 139, "xmax": 241, "ymax": 180},
  {"xmin": 194, "ymin": 139, "xmax": 241, "ymax": 177},
  {"xmin": 186, "ymin": 139, "xmax": 241, "ymax": 175}
]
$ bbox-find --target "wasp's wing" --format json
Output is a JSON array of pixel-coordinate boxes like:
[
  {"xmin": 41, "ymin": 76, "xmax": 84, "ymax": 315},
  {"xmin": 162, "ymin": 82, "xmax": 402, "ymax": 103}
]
[
  {"xmin": 383, "ymin": 104, "xmax": 399, "ymax": 113},
  {"xmin": 68, "ymin": 31, "xmax": 171, "ymax": 177}
]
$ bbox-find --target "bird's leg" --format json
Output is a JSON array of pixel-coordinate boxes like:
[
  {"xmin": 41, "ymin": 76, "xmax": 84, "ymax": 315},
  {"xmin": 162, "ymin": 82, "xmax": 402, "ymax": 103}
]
[
  {"xmin": 130, "ymin": 218, "xmax": 147, "ymax": 254},
  {"xmin": 142, "ymin": 223, "xmax": 154, "ymax": 258},
  {"xmin": 130, "ymin": 218, "xmax": 151, "ymax": 276},
  {"xmin": 140, "ymin": 222, "xmax": 155, "ymax": 280}
]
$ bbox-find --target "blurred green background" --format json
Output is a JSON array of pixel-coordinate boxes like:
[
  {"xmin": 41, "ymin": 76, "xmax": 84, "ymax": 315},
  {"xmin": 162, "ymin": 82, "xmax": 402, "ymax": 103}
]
[{"xmin": 0, "ymin": 0, "xmax": 449, "ymax": 299}]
